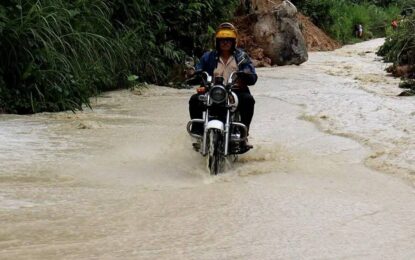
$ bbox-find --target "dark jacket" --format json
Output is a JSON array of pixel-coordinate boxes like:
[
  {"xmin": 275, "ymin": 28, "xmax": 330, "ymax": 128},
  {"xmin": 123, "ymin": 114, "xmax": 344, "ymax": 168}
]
[{"xmin": 195, "ymin": 48, "xmax": 258, "ymax": 86}]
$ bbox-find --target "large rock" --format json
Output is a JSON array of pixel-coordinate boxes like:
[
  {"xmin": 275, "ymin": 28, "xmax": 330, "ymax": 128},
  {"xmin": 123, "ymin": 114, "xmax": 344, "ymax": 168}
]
[
  {"xmin": 236, "ymin": 0, "xmax": 308, "ymax": 66},
  {"xmin": 253, "ymin": 1, "xmax": 307, "ymax": 65},
  {"xmin": 250, "ymin": 0, "xmax": 282, "ymax": 13}
]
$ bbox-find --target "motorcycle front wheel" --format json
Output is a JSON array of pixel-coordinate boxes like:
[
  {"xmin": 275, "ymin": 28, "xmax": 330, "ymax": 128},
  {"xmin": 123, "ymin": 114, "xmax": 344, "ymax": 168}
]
[{"xmin": 207, "ymin": 129, "xmax": 224, "ymax": 175}]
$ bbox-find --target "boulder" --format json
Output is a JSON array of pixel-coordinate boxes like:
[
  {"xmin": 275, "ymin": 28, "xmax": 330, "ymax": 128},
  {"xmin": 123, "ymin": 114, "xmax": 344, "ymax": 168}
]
[{"xmin": 236, "ymin": 0, "xmax": 308, "ymax": 66}]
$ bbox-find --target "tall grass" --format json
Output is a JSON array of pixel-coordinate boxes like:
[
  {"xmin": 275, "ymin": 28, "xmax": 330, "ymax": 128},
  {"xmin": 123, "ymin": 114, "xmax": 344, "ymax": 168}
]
[
  {"xmin": 0, "ymin": 0, "xmax": 128, "ymax": 113},
  {"xmin": 298, "ymin": 0, "xmax": 401, "ymax": 43},
  {"xmin": 0, "ymin": 0, "xmax": 239, "ymax": 114}
]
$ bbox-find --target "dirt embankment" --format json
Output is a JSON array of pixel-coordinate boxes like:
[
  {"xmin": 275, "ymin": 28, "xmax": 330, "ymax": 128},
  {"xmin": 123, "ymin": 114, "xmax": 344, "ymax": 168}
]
[
  {"xmin": 386, "ymin": 64, "xmax": 414, "ymax": 77},
  {"xmin": 297, "ymin": 13, "xmax": 341, "ymax": 51},
  {"xmin": 386, "ymin": 65, "xmax": 415, "ymax": 96}
]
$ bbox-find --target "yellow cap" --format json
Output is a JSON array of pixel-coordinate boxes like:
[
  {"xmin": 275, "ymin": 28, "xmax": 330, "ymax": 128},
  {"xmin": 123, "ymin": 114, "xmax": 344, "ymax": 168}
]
[{"xmin": 215, "ymin": 28, "xmax": 237, "ymax": 39}]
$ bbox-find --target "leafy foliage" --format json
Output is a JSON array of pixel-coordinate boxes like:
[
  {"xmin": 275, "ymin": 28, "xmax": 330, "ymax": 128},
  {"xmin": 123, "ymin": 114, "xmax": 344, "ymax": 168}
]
[
  {"xmin": 378, "ymin": 13, "xmax": 415, "ymax": 65},
  {"xmin": 295, "ymin": 0, "xmax": 402, "ymax": 43},
  {"xmin": 377, "ymin": 1, "xmax": 415, "ymax": 94},
  {"xmin": 0, "ymin": 0, "xmax": 127, "ymax": 113},
  {"xmin": 0, "ymin": 0, "xmax": 238, "ymax": 113}
]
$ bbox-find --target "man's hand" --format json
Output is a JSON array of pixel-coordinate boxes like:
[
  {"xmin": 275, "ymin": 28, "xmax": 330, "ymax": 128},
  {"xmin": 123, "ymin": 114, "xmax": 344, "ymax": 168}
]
[
  {"xmin": 233, "ymin": 70, "xmax": 250, "ymax": 90},
  {"xmin": 234, "ymin": 78, "xmax": 248, "ymax": 90},
  {"xmin": 185, "ymin": 67, "xmax": 195, "ymax": 79}
]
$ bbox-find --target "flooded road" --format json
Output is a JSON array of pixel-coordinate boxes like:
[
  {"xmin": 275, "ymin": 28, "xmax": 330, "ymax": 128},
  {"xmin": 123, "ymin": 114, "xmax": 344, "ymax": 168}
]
[{"xmin": 1, "ymin": 39, "xmax": 415, "ymax": 259}]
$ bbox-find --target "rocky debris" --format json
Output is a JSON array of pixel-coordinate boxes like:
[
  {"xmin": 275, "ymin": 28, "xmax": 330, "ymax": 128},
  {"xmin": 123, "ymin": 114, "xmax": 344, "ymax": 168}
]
[
  {"xmin": 385, "ymin": 65, "xmax": 415, "ymax": 96},
  {"xmin": 386, "ymin": 64, "xmax": 415, "ymax": 78},
  {"xmin": 235, "ymin": 0, "xmax": 340, "ymax": 67},
  {"xmin": 236, "ymin": 15, "xmax": 273, "ymax": 67},
  {"xmin": 398, "ymin": 89, "xmax": 415, "ymax": 96},
  {"xmin": 251, "ymin": 0, "xmax": 283, "ymax": 13},
  {"xmin": 235, "ymin": 0, "xmax": 308, "ymax": 66}
]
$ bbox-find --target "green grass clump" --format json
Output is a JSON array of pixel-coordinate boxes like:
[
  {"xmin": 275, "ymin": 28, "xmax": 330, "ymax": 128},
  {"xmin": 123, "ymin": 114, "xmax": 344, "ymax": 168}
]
[
  {"xmin": 0, "ymin": 0, "xmax": 126, "ymax": 113},
  {"xmin": 297, "ymin": 0, "xmax": 402, "ymax": 44},
  {"xmin": 378, "ymin": 13, "xmax": 415, "ymax": 65},
  {"xmin": 0, "ymin": 0, "xmax": 239, "ymax": 114}
]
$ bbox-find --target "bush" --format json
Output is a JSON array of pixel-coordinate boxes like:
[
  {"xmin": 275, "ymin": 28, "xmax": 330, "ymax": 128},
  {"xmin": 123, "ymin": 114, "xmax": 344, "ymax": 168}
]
[
  {"xmin": 112, "ymin": 0, "xmax": 238, "ymax": 84},
  {"xmin": 378, "ymin": 13, "xmax": 415, "ymax": 65},
  {"xmin": 0, "ymin": 0, "xmax": 239, "ymax": 114},
  {"xmin": 0, "ymin": 0, "xmax": 128, "ymax": 113},
  {"xmin": 298, "ymin": 0, "xmax": 402, "ymax": 44}
]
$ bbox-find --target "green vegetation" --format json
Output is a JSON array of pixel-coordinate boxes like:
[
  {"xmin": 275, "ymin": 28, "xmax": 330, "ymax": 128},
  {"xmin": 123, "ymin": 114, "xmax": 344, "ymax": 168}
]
[
  {"xmin": 293, "ymin": 0, "xmax": 402, "ymax": 43},
  {"xmin": 0, "ymin": 0, "xmax": 238, "ymax": 114},
  {"xmin": 378, "ymin": 6, "xmax": 415, "ymax": 65},
  {"xmin": 378, "ymin": 8, "xmax": 415, "ymax": 94},
  {"xmin": 1, "ymin": 0, "xmax": 411, "ymax": 113}
]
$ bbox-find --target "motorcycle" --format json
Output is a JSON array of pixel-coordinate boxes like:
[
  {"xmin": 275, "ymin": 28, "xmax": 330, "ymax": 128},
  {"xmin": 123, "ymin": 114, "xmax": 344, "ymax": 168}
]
[{"xmin": 187, "ymin": 71, "xmax": 252, "ymax": 175}]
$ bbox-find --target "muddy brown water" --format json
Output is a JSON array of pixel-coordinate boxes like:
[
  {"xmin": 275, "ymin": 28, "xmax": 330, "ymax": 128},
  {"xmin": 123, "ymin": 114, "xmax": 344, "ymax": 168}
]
[{"xmin": 1, "ymin": 39, "xmax": 415, "ymax": 259}]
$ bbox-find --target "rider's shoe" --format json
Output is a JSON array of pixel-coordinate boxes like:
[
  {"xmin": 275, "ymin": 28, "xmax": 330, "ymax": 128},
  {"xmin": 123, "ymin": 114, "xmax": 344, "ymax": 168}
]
[
  {"xmin": 244, "ymin": 140, "xmax": 253, "ymax": 149},
  {"xmin": 237, "ymin": 139, "xmax": 253, "ymax": 154},
  {"xmin": 192, "ymin": 142, "xmax": 201, "ymax": 151}
]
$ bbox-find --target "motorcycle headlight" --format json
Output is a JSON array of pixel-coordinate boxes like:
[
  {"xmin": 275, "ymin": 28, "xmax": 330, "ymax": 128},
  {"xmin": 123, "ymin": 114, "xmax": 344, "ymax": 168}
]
[{"xmin": 210, "ymin": 86, "xmax": 227, "ymax": 103}]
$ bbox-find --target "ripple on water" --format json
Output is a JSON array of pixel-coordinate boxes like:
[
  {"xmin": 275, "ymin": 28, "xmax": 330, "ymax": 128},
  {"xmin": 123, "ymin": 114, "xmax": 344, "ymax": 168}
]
[{"xmin": 0, "ymin": 194, "xmax": 36, "ymax": 210}]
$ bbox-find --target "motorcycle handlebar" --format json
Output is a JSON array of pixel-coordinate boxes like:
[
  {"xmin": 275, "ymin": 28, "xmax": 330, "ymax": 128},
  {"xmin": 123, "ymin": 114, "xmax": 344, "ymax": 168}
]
[{"xmin": 188, "ymin": 70, "xmax": 249, "ymax": 89}]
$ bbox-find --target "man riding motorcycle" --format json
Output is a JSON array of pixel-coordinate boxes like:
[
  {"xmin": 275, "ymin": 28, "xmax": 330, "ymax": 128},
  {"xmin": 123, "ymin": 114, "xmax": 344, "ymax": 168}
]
[{"xmin": 188, "ymin": 22, "xmax": 257, "ymax": 148}]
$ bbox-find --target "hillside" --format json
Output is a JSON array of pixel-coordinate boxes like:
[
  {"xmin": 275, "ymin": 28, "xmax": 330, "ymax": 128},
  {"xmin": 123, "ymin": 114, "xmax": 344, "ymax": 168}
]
[{"xmin": 297, "ymin": 13, "xmax": 341, "ymax": 51}]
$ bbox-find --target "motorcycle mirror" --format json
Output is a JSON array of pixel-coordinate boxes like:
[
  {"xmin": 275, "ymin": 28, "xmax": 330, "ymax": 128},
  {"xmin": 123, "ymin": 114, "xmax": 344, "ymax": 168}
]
[{"xmin": 201, "ymin": 71, "xmax": 212, "ymax": 84}]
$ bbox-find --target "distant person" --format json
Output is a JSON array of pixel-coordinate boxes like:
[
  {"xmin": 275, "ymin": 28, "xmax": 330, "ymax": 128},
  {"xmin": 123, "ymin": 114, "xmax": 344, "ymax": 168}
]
[
  {"xmin": 391, "ymin": 19, "xmax": 398, "ymax": 30},
  {"xmin": 354, "ymin": 24, "xmax": 359, "ymax": 37},
  {"xmin": 357, "ymin": 24, "xmax": 363, "ymax": 38},
  {"xmin": 354, "ymin": 24, "xmax": 363, "ymax": 38}
]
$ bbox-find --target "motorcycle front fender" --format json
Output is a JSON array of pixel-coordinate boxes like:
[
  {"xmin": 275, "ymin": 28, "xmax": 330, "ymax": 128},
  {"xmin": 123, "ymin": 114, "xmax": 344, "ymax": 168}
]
[{"xmin": 206, "ymin": 120, "xmax": 224, "ymax": 132}]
